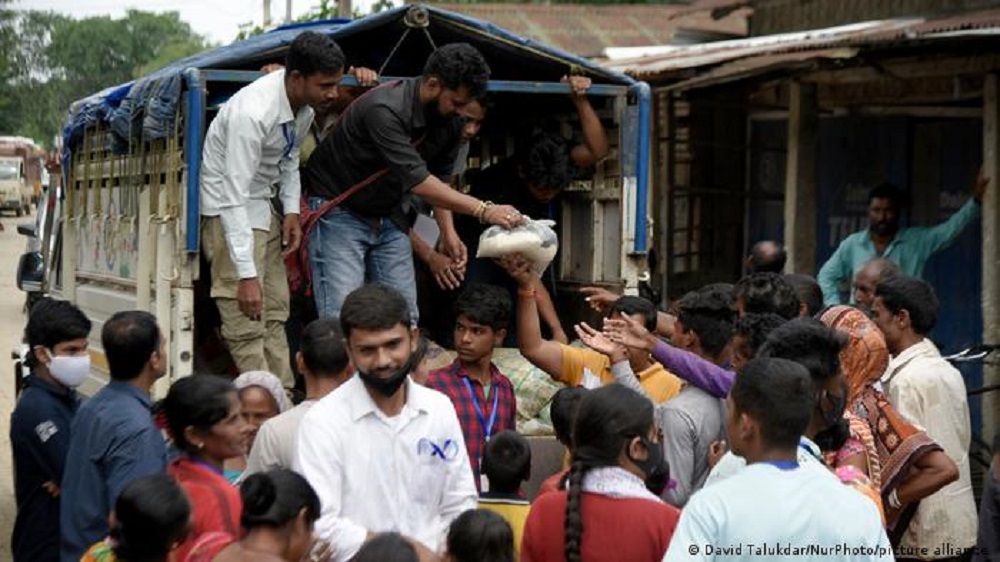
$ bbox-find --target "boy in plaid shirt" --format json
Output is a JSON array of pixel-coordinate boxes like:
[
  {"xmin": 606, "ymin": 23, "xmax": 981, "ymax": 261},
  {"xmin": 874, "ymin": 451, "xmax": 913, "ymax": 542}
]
[{"xmin": 427, "ymin": 284, "xmax": 517, "ymax": 490}]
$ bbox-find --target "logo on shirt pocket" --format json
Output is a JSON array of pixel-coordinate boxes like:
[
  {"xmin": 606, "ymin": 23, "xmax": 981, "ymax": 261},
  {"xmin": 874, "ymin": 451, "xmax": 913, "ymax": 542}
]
[{"xmin": 417, "ymin": 438, "xmax": 459, "ymax": 462}]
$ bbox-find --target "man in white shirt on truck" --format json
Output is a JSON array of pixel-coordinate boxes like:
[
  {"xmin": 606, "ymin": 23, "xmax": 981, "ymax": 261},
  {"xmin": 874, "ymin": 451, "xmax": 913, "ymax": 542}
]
[{"xmin": 200, "ymin": 31, "xmax": 345, "ymax": 386}]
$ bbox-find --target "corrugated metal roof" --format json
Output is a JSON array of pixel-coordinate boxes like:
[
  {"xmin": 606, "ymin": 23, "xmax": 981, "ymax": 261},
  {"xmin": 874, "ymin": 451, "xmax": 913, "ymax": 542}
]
[
  {"xmin": 664, "ymin": 47, "xmax": 858, "ymax": 90},
  {"xmin": 610, "ymin": 8, "xmax": 1000, "ymax": 81},
  {"xmin": 428, "ymin": 2, "xmax": 748, "ymax": 58}
]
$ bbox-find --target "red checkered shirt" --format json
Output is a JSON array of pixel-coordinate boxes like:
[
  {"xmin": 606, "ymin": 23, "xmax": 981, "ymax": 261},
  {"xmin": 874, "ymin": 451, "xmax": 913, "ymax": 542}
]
[{"xmin": 426, "ymin": 359, "xmax": 517, "ymax": 490}]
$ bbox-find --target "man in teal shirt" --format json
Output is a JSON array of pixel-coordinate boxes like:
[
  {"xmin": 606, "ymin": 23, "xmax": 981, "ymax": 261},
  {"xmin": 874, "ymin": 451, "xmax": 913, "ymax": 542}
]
[{"xmin": 817, "ymin": 173, "xmax": 987, "ymax": 306}]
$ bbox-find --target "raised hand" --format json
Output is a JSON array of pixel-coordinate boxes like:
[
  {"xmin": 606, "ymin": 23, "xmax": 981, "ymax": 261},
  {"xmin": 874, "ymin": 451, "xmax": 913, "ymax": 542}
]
[
  {"xmin": 575, "ymin": 322, "xmax": 626, "ymax": 363},
  {"xmin": 348, "ymin": 66, "xmax": 379, "ymax": 86},
  {"xmin": 603, "ymin": 314, "xmax": 655, "ymax": 352},
  {"xmin": 497, "ymin": 254, "xmax": 536, "ymax": 289},
  {"xmin": 580, "ymin": 286, "xmax": 619, "ymax": 314},
  {"xmin": 562, "ymin": 74, "xmax": 592, "ymax": 99}
]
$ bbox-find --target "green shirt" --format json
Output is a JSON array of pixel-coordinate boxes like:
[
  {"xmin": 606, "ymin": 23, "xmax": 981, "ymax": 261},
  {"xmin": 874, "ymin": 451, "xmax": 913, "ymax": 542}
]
[{"xmin": 817, "ymin": 198, "xmax": 981, "ymax": 306}]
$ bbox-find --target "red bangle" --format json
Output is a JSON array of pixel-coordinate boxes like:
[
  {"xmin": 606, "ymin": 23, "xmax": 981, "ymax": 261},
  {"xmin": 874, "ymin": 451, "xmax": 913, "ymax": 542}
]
[{"xmin": 518, "ymin": 289, "xmax": 537, "ymax": 299}]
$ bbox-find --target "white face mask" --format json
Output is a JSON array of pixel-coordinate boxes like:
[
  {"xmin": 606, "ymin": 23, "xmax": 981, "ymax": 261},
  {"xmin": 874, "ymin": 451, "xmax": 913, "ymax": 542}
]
[{"xmin": 47, "ymin": 351, "xmax": 91, "ymax": 388}]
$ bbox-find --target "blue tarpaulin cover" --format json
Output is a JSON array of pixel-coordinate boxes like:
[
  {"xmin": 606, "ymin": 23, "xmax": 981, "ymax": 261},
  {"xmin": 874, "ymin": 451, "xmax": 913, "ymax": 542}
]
[{"xmin": 62, "ymin": 4, "xmax": 636, "ymax": 152}]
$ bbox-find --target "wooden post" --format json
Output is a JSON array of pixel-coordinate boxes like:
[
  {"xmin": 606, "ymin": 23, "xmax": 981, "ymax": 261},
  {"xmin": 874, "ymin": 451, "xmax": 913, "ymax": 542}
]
[
  {"xmin": 783, "ymin": 81, "xmax": 818, "ymax": 274},
  {"xmin": 982, "ymin": 74, "xmax": 1000, "ymax": 444}
]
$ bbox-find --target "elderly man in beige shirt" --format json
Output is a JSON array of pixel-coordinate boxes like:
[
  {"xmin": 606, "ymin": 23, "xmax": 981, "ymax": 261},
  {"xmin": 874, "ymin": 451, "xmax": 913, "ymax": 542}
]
[{"xmin": 872, "ymin": 275, "xmax": 976, "ymax": 560}]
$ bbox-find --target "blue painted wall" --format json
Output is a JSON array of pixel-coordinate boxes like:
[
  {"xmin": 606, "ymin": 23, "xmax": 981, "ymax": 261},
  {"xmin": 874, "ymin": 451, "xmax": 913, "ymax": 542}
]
[{"xmin": 748, "ymin": 116, "xmax": 985, "ymax": 434}]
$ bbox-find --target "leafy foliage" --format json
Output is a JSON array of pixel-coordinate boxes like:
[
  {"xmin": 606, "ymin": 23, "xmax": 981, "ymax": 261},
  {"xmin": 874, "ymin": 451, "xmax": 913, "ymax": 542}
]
[{"xmin": 1, "ymin": 8, "xmax": 210, "ymax": 148}]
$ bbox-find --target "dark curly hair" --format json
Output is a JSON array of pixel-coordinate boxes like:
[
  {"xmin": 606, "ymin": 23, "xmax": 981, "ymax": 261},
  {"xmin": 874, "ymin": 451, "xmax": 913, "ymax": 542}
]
[
  {"xmin": 455, "ymin": 284, "xmax": 512, "ymax": 332},
  {"xmin": 423, "ymin": 43, "xmax": 490, "ymax": 100},
  {"xmin": 758, "ymin": 318, "xmax": 846, "ymax": 383},
  {"xmin": 517, "ymin": 131, "xmax": 574, "ymax": 192},
  {"xmin": 735, "ymin": 272, "xmax": 800, "ymax": 320},
  {"xmin": 734, "ymin": 313, "xmax": 787, "ymax": 361},
  {"xmin": 758, "ymin": 318, "xmax": 850, "ymax": 452},
  {"xmin": 675, "ymin": 286, "xmax": 736, "ymax": 357}
]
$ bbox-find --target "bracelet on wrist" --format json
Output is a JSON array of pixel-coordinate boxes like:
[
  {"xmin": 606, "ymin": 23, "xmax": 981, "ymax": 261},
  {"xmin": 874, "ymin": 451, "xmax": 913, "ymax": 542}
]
[
  {"xmin": 888, "ymin": 489, "xmax": 902, "ymax": 510},
  {"xmin": 518, "ymin": 288, "xmax": 537, "ymax": 299},
  {"xmin": 476, "ymin": 200, "xmax": 495, "ymax": 224}
]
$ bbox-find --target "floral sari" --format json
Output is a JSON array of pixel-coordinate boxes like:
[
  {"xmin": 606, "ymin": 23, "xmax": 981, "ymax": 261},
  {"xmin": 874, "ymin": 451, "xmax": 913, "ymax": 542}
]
[{"xmin": 821, "ymin": 306, "xmax": 943, "ymax": 544}]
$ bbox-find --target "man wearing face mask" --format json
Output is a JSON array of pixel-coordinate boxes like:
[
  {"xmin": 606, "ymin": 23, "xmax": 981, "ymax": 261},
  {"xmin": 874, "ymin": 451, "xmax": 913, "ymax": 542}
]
[
  {"xmin": 60, "ymin": 311, "xmax": 170, "ymax": 562},
  {"xmin": 295, "ymin": 284, "xmax": 477, "ymax": 562},
  {"xmin": 11, "ymin": 299, "xmax": 92, "ymax": 562}
]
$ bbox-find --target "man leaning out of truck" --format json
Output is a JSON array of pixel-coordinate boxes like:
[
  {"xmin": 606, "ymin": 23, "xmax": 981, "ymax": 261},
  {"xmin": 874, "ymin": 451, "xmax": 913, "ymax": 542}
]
[{"xmin": 200, "ymin": 31, "xmax": 346, "ymax": 387}]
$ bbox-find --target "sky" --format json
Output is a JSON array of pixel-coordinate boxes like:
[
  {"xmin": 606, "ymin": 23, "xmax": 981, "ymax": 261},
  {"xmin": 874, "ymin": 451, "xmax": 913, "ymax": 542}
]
[{"xmin": 14, "ymin": 0, "xmax": 394, "ymax": 45}]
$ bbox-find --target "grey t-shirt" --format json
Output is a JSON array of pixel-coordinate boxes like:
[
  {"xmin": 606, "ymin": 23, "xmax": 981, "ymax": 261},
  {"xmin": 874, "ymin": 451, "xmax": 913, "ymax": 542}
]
[{"xmin": 658, "ymin": 385, "xmax": 726, "ymax": 507}]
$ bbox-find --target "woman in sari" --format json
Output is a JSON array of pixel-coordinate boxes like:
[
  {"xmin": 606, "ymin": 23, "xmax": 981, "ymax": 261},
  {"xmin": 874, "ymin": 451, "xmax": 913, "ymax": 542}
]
[{"xmin": 820, "ymin": 305, "xmax": 958, "ymax": 544}]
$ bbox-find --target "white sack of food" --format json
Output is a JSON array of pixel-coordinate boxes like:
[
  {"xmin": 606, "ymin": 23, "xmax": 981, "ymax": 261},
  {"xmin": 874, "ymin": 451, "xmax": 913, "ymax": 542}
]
[{"xmin": 476, "ymin": 217, "xmax": 558, "ymax": 275}]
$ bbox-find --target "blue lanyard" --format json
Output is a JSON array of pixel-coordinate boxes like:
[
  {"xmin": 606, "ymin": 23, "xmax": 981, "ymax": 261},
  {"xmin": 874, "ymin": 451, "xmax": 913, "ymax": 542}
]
[
  {"xmin": 281, "ymin": 123, "xmax": 296, "ymax": 160},
  {"xmin": 761, "ymin": 460, "xmax": 799, "ymax": 470},
  {"xmin": 462, "ymin": 377, "xmax": 499, "ymax": 443}
]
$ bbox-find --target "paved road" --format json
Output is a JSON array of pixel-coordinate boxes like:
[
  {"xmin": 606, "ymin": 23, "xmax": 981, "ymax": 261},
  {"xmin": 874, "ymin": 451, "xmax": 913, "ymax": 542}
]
[{"xmin": 0, "ymin": 211, "xmax": 36, "ymax": 562}]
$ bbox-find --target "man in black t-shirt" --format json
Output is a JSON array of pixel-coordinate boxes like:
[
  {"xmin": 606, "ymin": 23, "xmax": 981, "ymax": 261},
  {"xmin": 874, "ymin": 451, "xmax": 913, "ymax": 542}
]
[
  {"xmin": 303, "ymin": 43, "xmax": 523, "ymax": 323},
  {"xmin": 456, "ymin": 76, "xmax": 609, "ymax": 344}
]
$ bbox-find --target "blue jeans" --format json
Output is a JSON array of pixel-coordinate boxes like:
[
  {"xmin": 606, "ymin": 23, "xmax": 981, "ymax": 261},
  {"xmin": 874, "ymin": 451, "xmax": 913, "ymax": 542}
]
[{"xmin": 308, "ymin": 198, "xmax": 419, "ymax": 323}]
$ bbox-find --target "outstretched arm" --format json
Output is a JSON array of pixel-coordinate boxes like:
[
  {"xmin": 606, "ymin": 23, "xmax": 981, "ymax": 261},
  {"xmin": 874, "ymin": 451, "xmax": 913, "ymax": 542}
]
[
  {"xmin": 920, "ymin": 170, "xmax": 986, "ymax": 253},
  {"xmin": 605, "ymin": 316, "xmax": 734, "ymax": 398},
  {"xmin": 504, "ymin": 256, "xmax": 565, "ymax": 379},
  {"xmin": 565, "ymin": 75, "xmax": 609, "ymax": 168}
]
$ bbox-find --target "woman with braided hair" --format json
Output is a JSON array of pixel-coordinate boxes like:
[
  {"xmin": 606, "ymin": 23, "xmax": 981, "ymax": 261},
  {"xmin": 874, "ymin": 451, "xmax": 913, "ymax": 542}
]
[{"xmin": 520, "ymin": 384, "xmax": 679, "ymax": 562}]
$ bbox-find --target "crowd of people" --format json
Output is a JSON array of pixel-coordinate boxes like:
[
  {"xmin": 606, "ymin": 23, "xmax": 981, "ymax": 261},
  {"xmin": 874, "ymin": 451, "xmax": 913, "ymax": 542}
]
[{"xmin": 9, "ymin": 27, "xmax": 999, "ymax": 562}]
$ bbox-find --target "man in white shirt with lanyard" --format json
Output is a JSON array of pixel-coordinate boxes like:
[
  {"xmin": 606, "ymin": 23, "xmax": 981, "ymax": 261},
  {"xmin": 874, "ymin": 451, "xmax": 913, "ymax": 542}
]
[
  {"xmin": 200, "ymin": 32, "xmax": 345, "ymax": 386},
  {"xmin": 296, "ymin": 284, "xmax": 477, "ymax": 561}
]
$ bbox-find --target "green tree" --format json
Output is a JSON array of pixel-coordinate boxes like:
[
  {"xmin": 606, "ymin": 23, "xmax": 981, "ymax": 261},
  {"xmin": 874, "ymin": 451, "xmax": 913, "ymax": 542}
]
[
  {"xmin": 3, "ymin": 9, "xmax": 210, "ymax": 147},
  {"xmin": 0, "ymin": 0, "xmax": 20, "ymax": 133}
]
